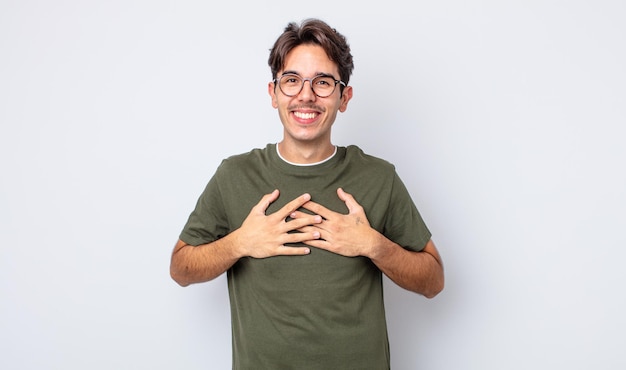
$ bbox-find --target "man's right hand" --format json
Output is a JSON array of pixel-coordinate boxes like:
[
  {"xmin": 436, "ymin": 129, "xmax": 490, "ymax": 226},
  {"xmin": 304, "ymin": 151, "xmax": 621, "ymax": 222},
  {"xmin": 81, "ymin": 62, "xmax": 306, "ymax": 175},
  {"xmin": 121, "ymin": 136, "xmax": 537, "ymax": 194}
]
[
  {"xmin": 233, "ymin": 189, "xmax": 322, "ymax": 258},
  {"xmin": 170, "ymin": 190, "xmax": 322, "ymax": 286}
]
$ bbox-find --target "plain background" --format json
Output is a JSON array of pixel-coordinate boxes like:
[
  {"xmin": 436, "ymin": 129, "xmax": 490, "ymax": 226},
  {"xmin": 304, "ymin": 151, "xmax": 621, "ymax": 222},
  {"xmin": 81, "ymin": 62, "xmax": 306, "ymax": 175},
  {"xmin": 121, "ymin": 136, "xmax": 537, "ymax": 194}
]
[{"xmin": 1, "ymin": 1, "xmax": 625, "ymax": 369}]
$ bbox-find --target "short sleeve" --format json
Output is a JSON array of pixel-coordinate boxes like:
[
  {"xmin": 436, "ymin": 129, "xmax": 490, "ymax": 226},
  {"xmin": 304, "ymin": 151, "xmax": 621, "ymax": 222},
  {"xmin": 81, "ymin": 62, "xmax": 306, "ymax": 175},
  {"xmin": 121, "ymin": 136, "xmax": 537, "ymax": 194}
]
[
  {"xmin": 178, "ymin": 168, "xmax": 231, "ymax": 246},
  {"xmin": 382, "ymin": 172, "xmax": 431, "ymax": 252}
]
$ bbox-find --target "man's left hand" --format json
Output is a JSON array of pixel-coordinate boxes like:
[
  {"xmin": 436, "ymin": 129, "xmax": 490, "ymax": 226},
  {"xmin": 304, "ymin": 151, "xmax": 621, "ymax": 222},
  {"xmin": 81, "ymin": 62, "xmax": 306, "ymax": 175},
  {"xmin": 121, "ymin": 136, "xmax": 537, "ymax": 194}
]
[{"xmin": 292, "ymin": 187, "xmax": 381, "ymax": 258}]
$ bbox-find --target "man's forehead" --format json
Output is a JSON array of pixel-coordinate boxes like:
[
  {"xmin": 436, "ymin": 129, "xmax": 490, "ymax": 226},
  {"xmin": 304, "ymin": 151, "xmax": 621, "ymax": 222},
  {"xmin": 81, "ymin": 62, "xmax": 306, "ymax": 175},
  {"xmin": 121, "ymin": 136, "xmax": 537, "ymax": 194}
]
[{"xmin": 281, "ymin": 44, "xmax": 339, "ymax": 75}]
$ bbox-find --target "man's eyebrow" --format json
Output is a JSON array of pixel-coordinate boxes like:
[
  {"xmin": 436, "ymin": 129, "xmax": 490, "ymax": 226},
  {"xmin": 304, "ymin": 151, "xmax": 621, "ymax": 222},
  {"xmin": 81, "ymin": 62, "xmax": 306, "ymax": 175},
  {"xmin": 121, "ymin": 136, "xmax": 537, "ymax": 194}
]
[
  {"xmin": 280, "ymin": 71, "xmax": 337, "ymax": 79},
  {"xmin": 314, "ymin": 72, "xmax": 336, "ymax": 79}
]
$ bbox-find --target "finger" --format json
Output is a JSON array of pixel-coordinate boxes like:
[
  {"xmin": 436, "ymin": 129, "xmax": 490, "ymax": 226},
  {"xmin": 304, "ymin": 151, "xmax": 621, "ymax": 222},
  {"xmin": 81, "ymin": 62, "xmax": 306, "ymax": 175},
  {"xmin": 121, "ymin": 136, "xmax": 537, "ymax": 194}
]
[
  {"xmin": 254, "ymin": 189, "xmax": 280, "ymax": 214},
  {"xmin": 286, "ymin": 215, "xmax": 323, "ymax": 231},
  {"xmin": 337, "ymin": 188, "xmax": 362, "ymax": 214},
  {"xmin": 295, "ymin": 221, "xmax": 324, "ymax": 231},
  {"xmin": 296, "ymin": 225, "xmax": 316, "ymax": 233},
  {"xmin": 276, "ymin": 193, "xmax": 312, "ymax": 218},
  {"xmin": 301, "ymin": 238, "xmax": 329, "ymax": 250},
  {"xmin": 300, "ymin": 200, "xmax": 334, "ymax": 219},
  {"xmin": 289, "ymin": 210, "xmax": 323, "ymax": 222},
  {"xmin": 283, "ymin": 230, "xmax": 321, "ymax": 244},
  {"xmin": 289, "ymin": 210, "xmax": 311, "ymax": 219},
  {"xmin": 275, "ymin": 245, "xmax": 311, "ymax": 256}
]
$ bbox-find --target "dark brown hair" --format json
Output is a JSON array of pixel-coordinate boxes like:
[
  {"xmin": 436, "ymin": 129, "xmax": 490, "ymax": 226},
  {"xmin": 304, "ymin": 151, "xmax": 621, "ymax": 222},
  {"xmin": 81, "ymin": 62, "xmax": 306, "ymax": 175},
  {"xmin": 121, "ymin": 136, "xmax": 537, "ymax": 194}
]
[{"xmin": 268, "ymin": 19, "xmax": 354, "ymax": 88}]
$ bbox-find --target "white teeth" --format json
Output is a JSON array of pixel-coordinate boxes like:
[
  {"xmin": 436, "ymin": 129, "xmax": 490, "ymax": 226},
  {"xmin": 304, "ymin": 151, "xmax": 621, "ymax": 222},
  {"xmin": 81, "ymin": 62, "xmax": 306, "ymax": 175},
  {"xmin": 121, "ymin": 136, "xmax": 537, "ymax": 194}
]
[{"xmin": 294, "ymin": 112, "xmax": 316, "ymax": 119}]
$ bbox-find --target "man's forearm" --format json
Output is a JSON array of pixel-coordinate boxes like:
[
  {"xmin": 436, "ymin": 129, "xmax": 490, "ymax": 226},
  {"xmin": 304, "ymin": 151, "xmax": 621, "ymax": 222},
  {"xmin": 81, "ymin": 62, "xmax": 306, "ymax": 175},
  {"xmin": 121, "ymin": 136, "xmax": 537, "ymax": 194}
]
[
  {"xmin": 170, "ymin": 232, "xmax": 242, "ymax": 287},
  {"xmin": 369, "ymin": 238, "xmax": 444, "ymax": 298}
]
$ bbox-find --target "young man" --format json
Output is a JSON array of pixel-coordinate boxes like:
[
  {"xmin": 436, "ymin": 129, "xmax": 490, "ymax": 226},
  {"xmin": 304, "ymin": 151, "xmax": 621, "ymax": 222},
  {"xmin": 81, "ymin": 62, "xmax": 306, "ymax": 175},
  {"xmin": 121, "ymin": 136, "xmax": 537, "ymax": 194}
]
[{"xmin": 170, "ymin": 18, "xmax": 444, "ymax": 370}]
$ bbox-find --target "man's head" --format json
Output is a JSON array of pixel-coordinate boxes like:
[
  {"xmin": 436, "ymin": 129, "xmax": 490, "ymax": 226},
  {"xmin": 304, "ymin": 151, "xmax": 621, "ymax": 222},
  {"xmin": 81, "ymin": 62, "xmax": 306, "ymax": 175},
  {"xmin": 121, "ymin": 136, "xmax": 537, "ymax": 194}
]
[
  {"xmin": 268, "ymin": 19, "xmax": 354, "ymax": 90},
  {"xmin": 267, "ymin": 19, "xmax": 354, "ymax": 153}
]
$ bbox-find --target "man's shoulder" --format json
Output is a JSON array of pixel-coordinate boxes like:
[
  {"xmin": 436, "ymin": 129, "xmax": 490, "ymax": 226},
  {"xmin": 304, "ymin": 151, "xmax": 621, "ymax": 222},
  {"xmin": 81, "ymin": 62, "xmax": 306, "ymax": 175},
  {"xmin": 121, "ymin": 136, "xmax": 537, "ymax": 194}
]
[
  {"xmin": 220, "ymin": 144, "xmax": 273, "ymax": 168},
  {"xmin": 343, "ymin": 145, "xmax": 395, "ymax": 170}
]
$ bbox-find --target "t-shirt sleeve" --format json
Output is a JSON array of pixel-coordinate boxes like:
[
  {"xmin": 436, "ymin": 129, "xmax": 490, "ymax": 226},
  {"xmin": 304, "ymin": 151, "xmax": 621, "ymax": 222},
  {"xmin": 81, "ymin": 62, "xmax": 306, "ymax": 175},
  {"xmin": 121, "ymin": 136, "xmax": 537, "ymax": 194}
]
[
  {"xmin": 383, "ymin": 172, "xmax": 432, "ymax": 252},
  {"xmin": 178, "ymin": 169, "xmax": 230, "ymax": 247}
]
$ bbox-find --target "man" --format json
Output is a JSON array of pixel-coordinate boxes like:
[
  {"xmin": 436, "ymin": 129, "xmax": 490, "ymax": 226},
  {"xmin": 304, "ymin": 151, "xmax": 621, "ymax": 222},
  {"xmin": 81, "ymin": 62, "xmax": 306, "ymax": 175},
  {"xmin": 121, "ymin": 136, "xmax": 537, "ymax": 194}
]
[{"xmin": 170, "ymin": 18, "xmax": 444, "ymax": 370}]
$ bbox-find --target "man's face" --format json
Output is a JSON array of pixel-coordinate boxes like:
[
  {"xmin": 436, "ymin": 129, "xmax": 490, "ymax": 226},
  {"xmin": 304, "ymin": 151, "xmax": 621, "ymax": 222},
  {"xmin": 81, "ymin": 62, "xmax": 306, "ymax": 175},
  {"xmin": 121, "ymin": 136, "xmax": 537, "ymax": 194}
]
[{"xmin": 268, "ymin": 44, "xmax": 352, "ymax": 146}]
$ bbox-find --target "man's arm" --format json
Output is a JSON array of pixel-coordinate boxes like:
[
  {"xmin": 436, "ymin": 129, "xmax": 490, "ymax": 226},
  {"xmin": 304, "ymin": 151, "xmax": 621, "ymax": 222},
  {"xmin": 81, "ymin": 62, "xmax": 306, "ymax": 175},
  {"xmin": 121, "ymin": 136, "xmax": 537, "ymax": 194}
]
[
  {"xmin": 170, "ymin": 237, "xmax": 240, "ymax": 287},
  {"xmin": 296, "ymin": 188, "xmax": 444, "ymax": 298},
  {"xmin": 369, "ymin": 238, "xmax": 443, "ymax": 298},
  {"xmin": 170, "ymin": 190, "xmax": 322, "ymax": 287}
]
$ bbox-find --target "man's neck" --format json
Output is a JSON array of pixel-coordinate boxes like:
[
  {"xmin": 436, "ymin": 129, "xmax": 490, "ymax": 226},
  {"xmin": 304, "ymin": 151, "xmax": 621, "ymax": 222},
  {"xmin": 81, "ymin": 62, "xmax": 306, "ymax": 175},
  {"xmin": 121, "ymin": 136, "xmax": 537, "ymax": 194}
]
[{"xmin": 277, "ymin": 141, "xmax": 336, "ymax": 165}]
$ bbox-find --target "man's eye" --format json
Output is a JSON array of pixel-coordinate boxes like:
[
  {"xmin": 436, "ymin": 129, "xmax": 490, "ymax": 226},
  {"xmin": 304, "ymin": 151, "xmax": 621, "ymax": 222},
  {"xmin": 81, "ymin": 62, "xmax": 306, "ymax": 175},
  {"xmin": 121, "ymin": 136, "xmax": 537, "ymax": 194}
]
[
  {"xmin": 281, "ymin": 75, "xmax": 301, "ymax": 85},
  {"xmin": 315, "ymin": 78, "xmax": 333, "ymax": 86}
]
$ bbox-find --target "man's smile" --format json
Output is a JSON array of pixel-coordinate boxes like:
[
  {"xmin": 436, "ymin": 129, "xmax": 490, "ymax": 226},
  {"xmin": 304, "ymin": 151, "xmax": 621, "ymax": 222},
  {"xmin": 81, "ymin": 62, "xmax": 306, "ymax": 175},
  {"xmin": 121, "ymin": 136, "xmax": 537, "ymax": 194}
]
[{"xmin": 293, "ymin": 111, "xmax": 319, "ymax": 120}]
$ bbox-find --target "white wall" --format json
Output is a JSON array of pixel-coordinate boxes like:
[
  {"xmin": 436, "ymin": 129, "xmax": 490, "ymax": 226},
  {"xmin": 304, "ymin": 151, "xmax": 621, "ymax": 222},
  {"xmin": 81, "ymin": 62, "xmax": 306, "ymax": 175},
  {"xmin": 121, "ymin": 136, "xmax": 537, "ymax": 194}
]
[{"xmin": 1, "ymin": 1, "xmax": 624, "ymax": 369}]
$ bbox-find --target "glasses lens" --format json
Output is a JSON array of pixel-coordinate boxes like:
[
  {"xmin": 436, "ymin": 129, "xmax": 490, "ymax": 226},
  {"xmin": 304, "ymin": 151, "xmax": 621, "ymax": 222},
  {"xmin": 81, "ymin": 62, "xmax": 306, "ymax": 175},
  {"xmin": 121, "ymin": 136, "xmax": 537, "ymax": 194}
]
[
  {"xmin": 311, "ymin": 76, "xmax": 336, "ymax": 97},
  {"xmin": 278, "ymin": 75, "xmax": 337, "ymax": 97},
  {"xmin": 279, "ymin": 75, "xmax": 303, "ymax": 96}
]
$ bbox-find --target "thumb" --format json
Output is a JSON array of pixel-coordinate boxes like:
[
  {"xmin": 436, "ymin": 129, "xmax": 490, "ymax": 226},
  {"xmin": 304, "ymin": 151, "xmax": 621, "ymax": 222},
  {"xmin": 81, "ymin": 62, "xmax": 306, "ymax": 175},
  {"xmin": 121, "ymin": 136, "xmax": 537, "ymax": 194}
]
[
  {"xmin": 256, "ymin": 189, "xmax": 280, "ymax": 213},
  {"xmin": 337, "ymin": 188, "xmax": 359, "ymax": 213}
]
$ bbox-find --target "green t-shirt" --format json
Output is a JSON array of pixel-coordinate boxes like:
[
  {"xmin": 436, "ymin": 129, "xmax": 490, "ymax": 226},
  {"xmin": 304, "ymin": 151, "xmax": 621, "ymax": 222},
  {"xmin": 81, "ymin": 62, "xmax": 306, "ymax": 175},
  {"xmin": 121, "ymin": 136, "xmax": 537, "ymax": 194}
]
[{"xmin": 180, "ymin": 144, "xmax": 431, "ymax": 370}]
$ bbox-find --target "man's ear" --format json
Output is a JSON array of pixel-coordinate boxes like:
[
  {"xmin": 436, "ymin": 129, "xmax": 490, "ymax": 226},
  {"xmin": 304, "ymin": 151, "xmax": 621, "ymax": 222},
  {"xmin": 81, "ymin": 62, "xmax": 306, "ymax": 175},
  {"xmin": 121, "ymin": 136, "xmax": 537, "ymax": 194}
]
[
  {"xmin": 268, "ymin": 81, "xmax": 278, "ymax": 108},
  {"xmin": 339, "ymin": 85, "xmax": 353, "ymax": 112}
]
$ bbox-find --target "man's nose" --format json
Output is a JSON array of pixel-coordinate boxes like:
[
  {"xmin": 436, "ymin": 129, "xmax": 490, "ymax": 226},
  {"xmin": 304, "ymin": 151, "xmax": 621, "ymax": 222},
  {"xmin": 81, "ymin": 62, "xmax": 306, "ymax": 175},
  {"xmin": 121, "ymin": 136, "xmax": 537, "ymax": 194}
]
[{"xmin": 298, "ymin": 80, "xmax": 316, "ymax": 100}]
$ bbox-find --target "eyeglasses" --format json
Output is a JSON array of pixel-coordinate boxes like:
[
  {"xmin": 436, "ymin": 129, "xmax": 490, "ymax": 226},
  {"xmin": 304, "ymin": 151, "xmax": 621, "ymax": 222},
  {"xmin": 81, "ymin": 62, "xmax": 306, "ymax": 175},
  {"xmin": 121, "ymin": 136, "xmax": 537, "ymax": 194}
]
[{"xmin": 274, "ymin": 73, "xmax": 346, "ymax": 98}]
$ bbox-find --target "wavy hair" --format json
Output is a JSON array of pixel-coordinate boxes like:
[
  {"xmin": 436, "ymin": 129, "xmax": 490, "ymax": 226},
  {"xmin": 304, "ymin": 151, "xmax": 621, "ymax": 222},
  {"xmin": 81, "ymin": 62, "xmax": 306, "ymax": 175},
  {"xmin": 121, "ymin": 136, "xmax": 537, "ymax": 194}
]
[{"xmin": 268, "ymin": 18, "xmax": 354, "ymax": 90}]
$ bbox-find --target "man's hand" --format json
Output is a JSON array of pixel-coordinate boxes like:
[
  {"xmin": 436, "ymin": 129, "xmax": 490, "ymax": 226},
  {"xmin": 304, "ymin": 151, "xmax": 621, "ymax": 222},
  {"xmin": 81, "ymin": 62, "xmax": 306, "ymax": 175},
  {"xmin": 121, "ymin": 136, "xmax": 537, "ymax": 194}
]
[
  {"xmin": 170, "ymin": 190, "xmax": 323, "ymax": 286},
  {"xmin": 233, "ymin": 189, "xmax": 323, "ymax": 258},
  {"xmin": 293, "ymin": 188, "xmax": 381, "ymax": 258},
  {"xmin": 290, "ymin": 187, "xmax": 444, "ymax": 297}
]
